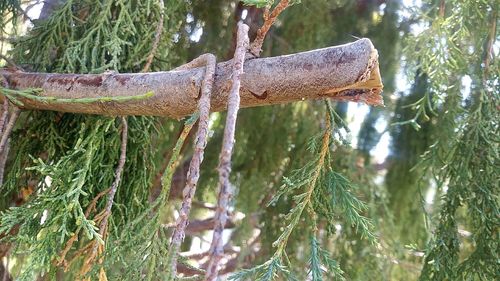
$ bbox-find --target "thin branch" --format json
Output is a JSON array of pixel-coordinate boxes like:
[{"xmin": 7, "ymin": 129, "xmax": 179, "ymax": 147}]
[
  {"xmin": 142, "ymin": 0, "xmax": 165, "ymax": 72},
  {"xmin": 1, "ymin": 87, "xmax": 154, "ymax": 106},
  {"xmin": 0, "ymin": 140, "xmax": 9, "ymax": 186},
  {"xmin": 166, "ymin": 53, "xmax": 217, "ymax": 281},
  {"xmin": 248, "ymin": 0, "xmax": 290, "ymax": 57},
  {"xmin": 0, "ymin": 107, "xmax": 20, "ymax": 156},
  {"xmin": 482, "ymin": 4, "xmax": 497, "ymax": 86},
  {"xmin": 0, "ymin": 99, "xmax": 8, "ymax": 135},
  {"xmin": 0, "ymin": 98, "xmax": 19, "ymax": 185},
  {"xmin": 275, "ymin": 113, "xmax": 331, "ymax": 256},
  {"xmin": 81, "ymin": 116, "xmax": 128, "ymax": 275},
  {"xmin": 204, "ymin": 22, "xmax": 249, "ymax": 281},
  {"xmin": 57, "ymin": 187, "xmax": 111, "ymax": 268},
  {"xmin": 0, "ymin": 55, "xmax": 21, "ymax": 70},
  {"xmin": 99, "ymin": 116, "xmax": 128, "ymax": 233}
]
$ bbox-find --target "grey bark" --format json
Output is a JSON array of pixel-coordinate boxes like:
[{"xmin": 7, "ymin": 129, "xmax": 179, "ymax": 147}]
[
  {"xmin": 0, "ymin": 39, "xmax": 383, "ymax": 119},
  {"xmin": 168, "ymin": 53, "xmax": 217, "ymax": 279},
  {"xmin": 205, "ymin": 22, "xmax": 249, "ymax": 281}
]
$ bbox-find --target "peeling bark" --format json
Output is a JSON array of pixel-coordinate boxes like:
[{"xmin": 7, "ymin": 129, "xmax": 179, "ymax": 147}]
[{"xmin": 0, "ymin": 39, "xmax": 383, "ymax": 119}]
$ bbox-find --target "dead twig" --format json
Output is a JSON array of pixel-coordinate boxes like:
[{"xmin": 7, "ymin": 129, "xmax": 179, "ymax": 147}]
[
  {"xmin": 142, "ymin": 0, "xmax": 165, "ymax": 72},
  {"xmin": 0, "ymin": 98, "xmax": 9, "ymax": 136},
  {"xmin": 98, "ymin": 117, "xmax": 128, "ymax": 238},
  {"xmin": 166, "ymin": 53, "xmax": 217, "ymax": 280},
  {"xmin": 79, "ymin": 116, "xmax": 128, "ymax": 277},
  {"xmin": 204, "ymin": 22, "xmax": 249, "ymax": 281},
  {"xmin": 56, "ymin": 187, "xmax": 111, "ymax": 268},
  {"xmin": 0, "ymin": 140, "xmax": 9, "ymax": 185},
  {"xmin": 248, "ymin": 0, "xmax": 290, "ymax": 57},
  {"xmin": 1, "ymin": 39, "xmax": 384, "ymax": 118},
  {"xmin": 0, "ymin": 55, "xmax": 22, "ymax": 71},
  {"xmin": 0, "ymin": 107, "xmax": 20, "ymax": 156}
]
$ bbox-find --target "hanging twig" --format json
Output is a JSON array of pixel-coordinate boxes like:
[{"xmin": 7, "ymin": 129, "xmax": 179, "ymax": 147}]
[
  {"xmin": 166, "ymin": 53, "xmax": 217, "ymax": 280},
  {"xmin": 0, "ymin": 55, "xmax": 21, "ymax": 71},
  {"xmin": 142, "ymin": 0, "xmax": 165, "ymax": 72},
  {"xmin": 0, "ymin": 76, "xmax": 11, "ymax": 135},
  {"xmin": 482, "ymin": 4, "xmax": 497, "ymax": 86},
  {"xmin": 57, "ymin": 186, "xmax": 111, "ymax": 268},
  {"xmin": 248, "ymin": 0, "xmax": 290, "ymax": 57},
  {"xmin": 204, "ymin": 22, "xmax": 249, "ymax": 281},
  {"xmin": 0, "ymin": 103, "xmax": 19, "ymax": 186},
  {"xmin": 98, "ymin": 116, "xmax": 128, "ymax": 239},
  {"xmin": 80, "ymin": 116, "xmax": 128, "ymax": 276},
  {"xmin": 0, "ymin": 107, "xmax": 19, "ymax": 156},
  {"xmin": 0, "ymin": 97, "xmax": 9, "ymax": 135},
  {"xmin": 0, "ymin": 140, "xmax": 9, "ymax": 186}
]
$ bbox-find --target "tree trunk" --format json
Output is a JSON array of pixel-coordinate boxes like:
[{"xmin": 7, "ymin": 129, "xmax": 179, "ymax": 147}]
[{"xmin": 0, "ymin": 39, "xmax": 383, "ymax": 119}]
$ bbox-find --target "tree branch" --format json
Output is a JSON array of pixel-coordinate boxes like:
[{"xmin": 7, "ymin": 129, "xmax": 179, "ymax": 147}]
[
  {"xmin": 0, "ymin": 107, "xmax": 19, "ymax": 155},
  {"xmin": 80, "ymin": 116, "xmax": 128, "ymax": 277},
  {"xmin": 167, "ymin": 53, "xmax": 217, "ymax": 280},
  {"xmin": 249, "ymin": 0, "xmax": 290, "ymax": 57},
  {"xmin": 142, "ymin": 0, "xmax": 165, "ymax": 72},
  {"xmin": 205, "ymin": 22, "xmax": 249, "ymax": 281},
  {"xmin": 0, "ymin": 39, "xmax": 383, "ymax": 119}
]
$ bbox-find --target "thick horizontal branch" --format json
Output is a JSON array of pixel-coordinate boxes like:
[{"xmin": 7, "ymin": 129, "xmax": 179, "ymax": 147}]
[{"xmin": 0, "ymin": 39, "xmax": 383, "ymax": 119}]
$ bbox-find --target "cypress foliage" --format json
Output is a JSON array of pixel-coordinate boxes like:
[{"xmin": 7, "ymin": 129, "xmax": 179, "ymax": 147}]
[
  {"xmin": 1, "ymin": 0, "xmax": 189, "ymax": 279},
  {"xmin": 404, "ymin": 1, "xmax": 499, "ymax": 280},
  {"xmin": 0, "ymin": 1, "xmax": 498, "ymax": 280}
]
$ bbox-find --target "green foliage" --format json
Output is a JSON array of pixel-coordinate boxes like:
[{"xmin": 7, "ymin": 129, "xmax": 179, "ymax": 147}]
[
  {"xmin": 309, "ymin": 236, "xmax": 345, "ymax": 281},
  {"xmin": 10, "ymin": 0, "xmax": 189, "ymax": 72},
  {"xmin": 0, "ymin": 0, "xmax": 21, "ymax": 32},
  {"xmin": 1, "ymin": 0, "xmax": 189, "ymax": 279},
  {"xmin": 243, "ymin": 0, "xmax": 302, "ymax": 9},
  {"xmin": 401, "ymin": 1, "xmax": 499, "ymax": 280},
  {"xmin": 230, "ymin": 102, "xmax": 375, "ymax": 280},
  {"xmin": 242, "ymin": 0, "xmax": 273, "ymax": 8},
  {"xmin": 314, "ymin": 171, "xmax": 376, "ymax": 242},
  {"xmin": 419, "ymin": 90, "xmax": 499, "ymax": 280},
  {"xmin": 0, "ymin": 87, "xmax": 154, "ymax": 107},
  {"xmin": 103, "ymin": 116, "xmax": 197, "ymax": 280},
  {"xmin": 0, "ymin": 117, "xmax": 118, "ymax": 279}
]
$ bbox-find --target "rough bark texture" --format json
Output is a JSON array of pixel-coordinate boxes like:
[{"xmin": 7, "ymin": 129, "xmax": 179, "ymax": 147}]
[
  {"xmin": 168, "ymin": 53, "xmax": 216, "ymax": 280},
  {"xmin": 0, "ymin": 39, "xmax": 383, "ymax": 119},
  {"xmin": 205, "ymin": 22, "xmax": 249, "ymax": 281}
]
